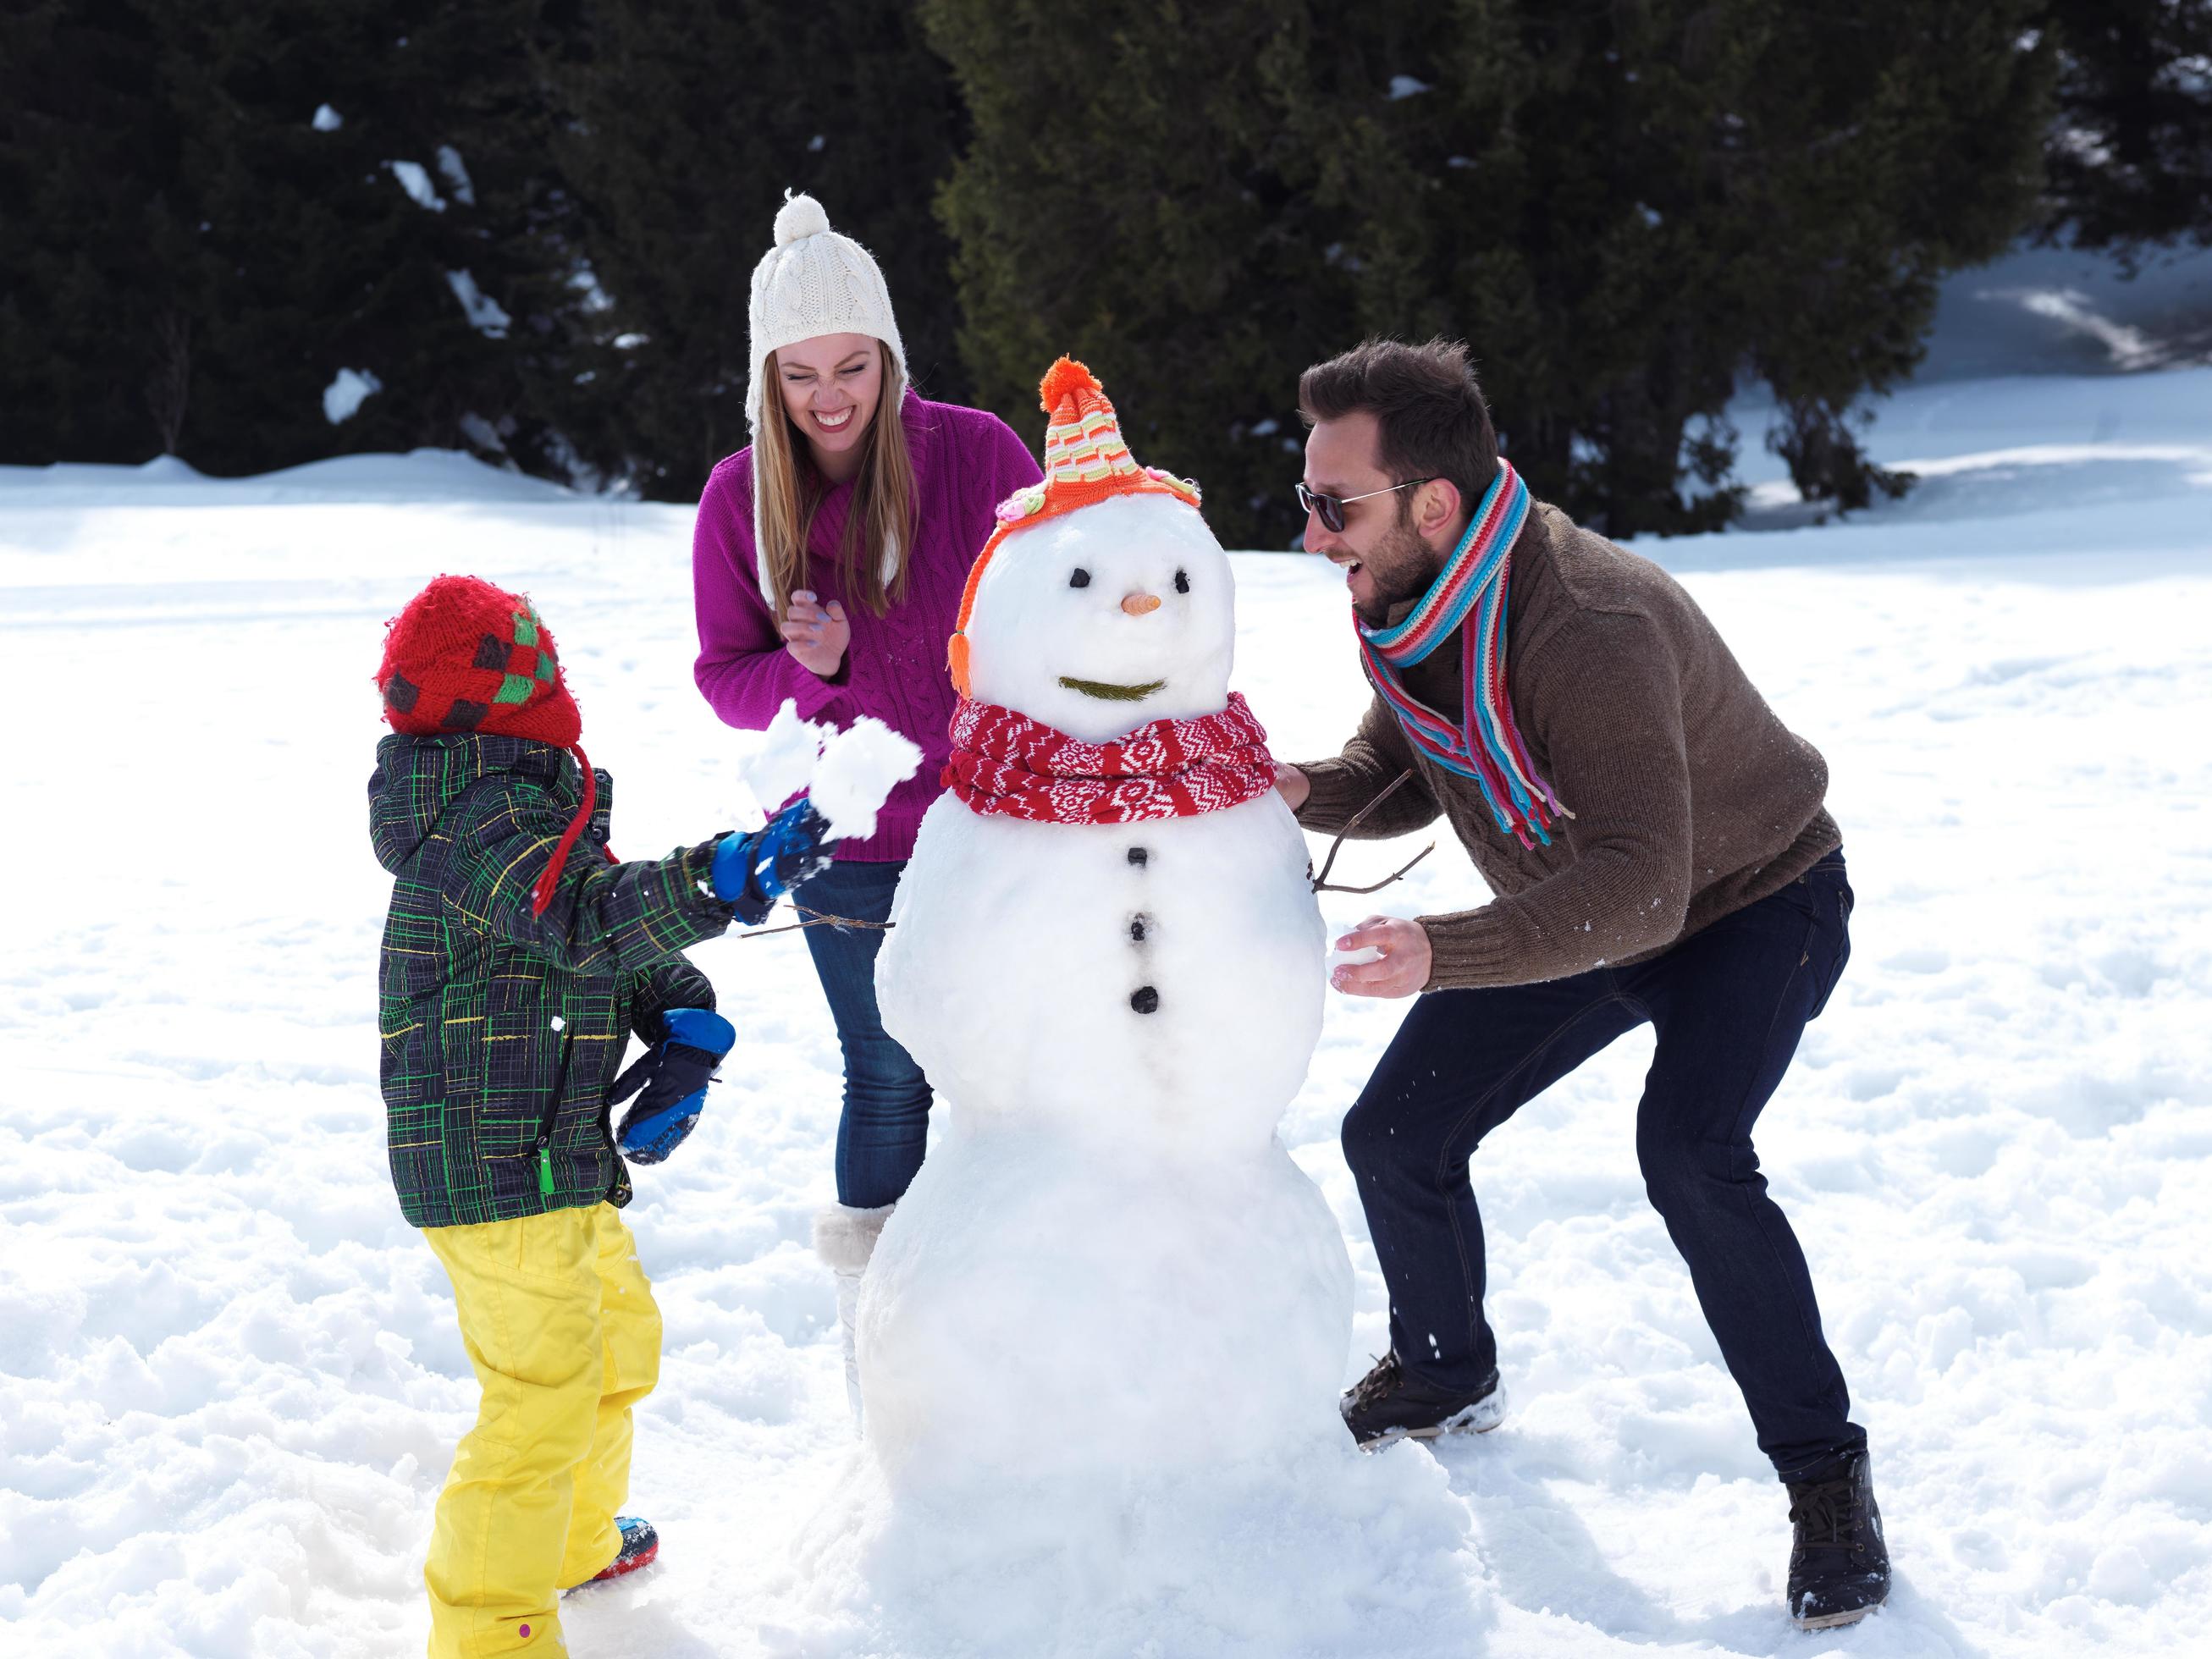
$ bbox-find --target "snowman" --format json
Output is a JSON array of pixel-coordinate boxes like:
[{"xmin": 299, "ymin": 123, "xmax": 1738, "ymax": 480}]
[{"xmin": 783, "ymin": 363, "xmax": 1479, "ymax": 1656}]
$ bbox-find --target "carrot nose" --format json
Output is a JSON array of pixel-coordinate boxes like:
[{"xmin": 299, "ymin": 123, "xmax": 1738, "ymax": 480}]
[{"xmin": 1122, "ymin": 592, "xmax": 1161, "ymax": 616}]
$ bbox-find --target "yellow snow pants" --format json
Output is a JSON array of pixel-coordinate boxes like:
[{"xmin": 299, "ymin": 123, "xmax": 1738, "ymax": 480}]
[{"xmin": 421, "ymin": 1201, "xmax": 661, "ymax": 1658}]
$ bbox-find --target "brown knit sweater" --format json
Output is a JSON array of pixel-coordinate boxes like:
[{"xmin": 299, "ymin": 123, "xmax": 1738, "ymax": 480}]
[{"xmin": 1294, "ymin": 502, "xmax": 1840, "ymax": 990}]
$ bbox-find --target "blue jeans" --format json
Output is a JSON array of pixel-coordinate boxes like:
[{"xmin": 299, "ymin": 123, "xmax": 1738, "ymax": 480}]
[
  {"xmin": 795, "ymin": 859, "xmax": 933, "ymax": 1210},
  {"xmin": 1343, "ymin": 851, "xmax": 1863, "ymax": 1481}
]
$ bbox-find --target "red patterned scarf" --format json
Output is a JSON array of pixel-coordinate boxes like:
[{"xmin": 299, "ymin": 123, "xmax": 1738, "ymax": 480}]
[{"xmin": 946, "ymin": 692, "xmax": 1277, "ymax": 823}]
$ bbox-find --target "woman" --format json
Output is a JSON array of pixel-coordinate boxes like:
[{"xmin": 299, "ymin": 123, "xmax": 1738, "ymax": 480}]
[{"xmin": 692, "ymin": 193, "xmax": 1042, "ymax": 1427}]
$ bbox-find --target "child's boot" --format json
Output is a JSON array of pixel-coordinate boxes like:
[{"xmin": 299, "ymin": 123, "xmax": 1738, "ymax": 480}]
[{"xmin": 571, "ymin": 1517, "xmax": 658, "ymax": 1589}]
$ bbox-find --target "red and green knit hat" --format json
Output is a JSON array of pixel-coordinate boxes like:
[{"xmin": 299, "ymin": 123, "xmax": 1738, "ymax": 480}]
[
  {"xmin": 377, "ymin": 576, "xmax": 610, "ymax": 915},
  {"xmin": 376, "ymin": 575, "xmax": 582, "ymax": 746}
]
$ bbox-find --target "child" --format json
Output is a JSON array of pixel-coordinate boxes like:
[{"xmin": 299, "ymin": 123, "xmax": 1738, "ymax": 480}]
[{"xmin": 369, "ymin": 575, "xmax": 830, "ymax": 1656}]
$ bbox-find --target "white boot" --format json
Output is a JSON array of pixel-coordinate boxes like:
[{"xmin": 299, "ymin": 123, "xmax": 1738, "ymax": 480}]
[{"xmin": 814, "ymin": 1202, "xmax": 894, "ymax": 1434}]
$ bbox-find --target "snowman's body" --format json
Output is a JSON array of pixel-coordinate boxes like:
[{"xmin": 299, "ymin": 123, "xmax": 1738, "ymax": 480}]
[
  {"xmin": 880, "ymin": 792, "xmax": 1321, "ymax": 1152},
  {"xmin": 869, "ymin": 794, "xmax": 1343, "ymax": 1477},
  {"xmin": 865, "ymin": 486, "xmax": 1352, "ymax": 1484}
]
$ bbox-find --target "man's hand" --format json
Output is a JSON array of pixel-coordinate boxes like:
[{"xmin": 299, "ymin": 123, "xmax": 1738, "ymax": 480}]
[
  {"xmin": 781, "ymin": 589, "xmax": 850, "ymax": 677},
  {"xmin": 1274, "ymin": 762, "xmax": 1310, "ymax": 811},
  {"xmin": 1330, "ymin": 915, "xmax": 1431, "ymax": 998}
]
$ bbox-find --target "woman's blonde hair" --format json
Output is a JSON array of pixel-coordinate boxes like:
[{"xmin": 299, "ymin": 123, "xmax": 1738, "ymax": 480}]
[{"xmin": 753, "ymin": 342, "xmax": 917, "ymax": 619}]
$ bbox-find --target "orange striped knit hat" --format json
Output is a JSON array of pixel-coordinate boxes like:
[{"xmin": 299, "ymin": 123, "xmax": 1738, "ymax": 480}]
[{"xmin": 947, "ymin": 357, "xmax": 1202, "ymax": 697}]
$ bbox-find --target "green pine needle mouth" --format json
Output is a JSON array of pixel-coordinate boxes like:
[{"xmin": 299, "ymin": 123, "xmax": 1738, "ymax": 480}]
[{"xmin": 1058, "ymin": 675, "xmax": 1167, "ymax": 702}]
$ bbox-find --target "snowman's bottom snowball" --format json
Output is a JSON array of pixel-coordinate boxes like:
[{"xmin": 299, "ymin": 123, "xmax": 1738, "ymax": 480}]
[
  {"xmin": 858, "ymin": 1129, "xmax": 1354, "ymax": 1480},
  {"xmin": 786, "ymin": 1432, "xmax": 1484, "ymax": 1659},
  {"xmin": 777, "ymin": 1130, "xmax": 1486, "ymax": 1654}
]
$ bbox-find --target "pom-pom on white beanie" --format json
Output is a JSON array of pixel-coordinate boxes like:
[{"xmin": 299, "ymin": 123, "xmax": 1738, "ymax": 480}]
[{"xmin": 746, "ymin": 192, "xmax": 906, "ymax": 436}]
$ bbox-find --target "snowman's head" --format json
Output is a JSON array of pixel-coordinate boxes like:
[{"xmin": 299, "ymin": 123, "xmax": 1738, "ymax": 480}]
[
  {"xmin": 963, "ymin": 492, "xmax": 1234, "ymax": 742},
  {"xmin": 950, "ymin": 357, "xmax": 1239, "ymax": 742}
]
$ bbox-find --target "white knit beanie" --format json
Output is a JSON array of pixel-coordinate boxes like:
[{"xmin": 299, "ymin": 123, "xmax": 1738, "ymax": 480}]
[
  {"xmin": 747, "ymin": 193, "xmax": 905, "ymax": 433},
  {"xmin": 745, "ymin": 193, "xmax": 907, "ymax": 606}
]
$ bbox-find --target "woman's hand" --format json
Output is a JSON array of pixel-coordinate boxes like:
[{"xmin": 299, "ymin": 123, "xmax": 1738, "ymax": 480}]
[
  {"xmin": 1329, "ymin": 915, "xmax": 1431, "ymax": 998},
  {"xmin": 1273, "ymin": 763, "xmax": 1310, "ymax": 810},
  {"xmin": 781, "ymin": 589, "xmax": 850, "ymax": 677}
]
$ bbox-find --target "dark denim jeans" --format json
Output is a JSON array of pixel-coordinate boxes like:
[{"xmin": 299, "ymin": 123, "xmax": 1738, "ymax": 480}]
[
  {"xmin": 1343, "ymin": 850, "xmax": 1864, "ymax": 1481},
  {"xmin": 795, "ymin": 859, "xmax": 934, "ymax": 1210}
]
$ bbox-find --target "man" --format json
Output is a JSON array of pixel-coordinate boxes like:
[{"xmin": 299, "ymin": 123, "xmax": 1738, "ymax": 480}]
[{"xmin": 1278, "ymin": 338, "xmax": 1886, "ymax": 1632}]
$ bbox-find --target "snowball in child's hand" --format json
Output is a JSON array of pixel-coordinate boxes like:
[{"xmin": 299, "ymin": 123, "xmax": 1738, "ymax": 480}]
[
  {"xmin": 735, "ymin": 698, "xmax": 826, "ymax": 812},
  {"xmin": 731, "ymin": 703, "xmax": 918, "ymax": 842},
  {"xmin": 1327, "ymin": 945, "xmax": 1384, "ymax": 972},
  {"xmin": 810, "ymin": 719, "xmax": 922, "ymax": 843}
]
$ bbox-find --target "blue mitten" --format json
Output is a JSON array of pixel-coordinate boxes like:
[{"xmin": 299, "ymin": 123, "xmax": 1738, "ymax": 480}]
[
  {"xmin": 712, "ymin": 796, "xmax": 838, "ymax": 921},
  {"xmin": 610, "ymin": 1007, "xmax": 736, "ymax": 1165}
]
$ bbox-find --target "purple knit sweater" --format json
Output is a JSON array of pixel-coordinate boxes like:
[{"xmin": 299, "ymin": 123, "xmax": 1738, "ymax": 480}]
[{"xmin": 692, "ymin": 392, "xmax": 1043, "ymax": 862}]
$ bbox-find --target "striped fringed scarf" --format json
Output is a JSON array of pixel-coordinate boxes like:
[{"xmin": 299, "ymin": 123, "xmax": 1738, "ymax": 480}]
[{"xmin": 1354, "ymin": 460, "xmax": 1568, "ymax": 848}]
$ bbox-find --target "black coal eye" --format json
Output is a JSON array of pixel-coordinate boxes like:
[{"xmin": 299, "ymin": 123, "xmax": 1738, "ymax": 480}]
[
  {"xmin": 1069, "ymin": 568, "xmax": 1090, "ymax": 588},
  {"xmin": 1173, "ymin": 569, "xmax": 1190, "ymax": 594}
]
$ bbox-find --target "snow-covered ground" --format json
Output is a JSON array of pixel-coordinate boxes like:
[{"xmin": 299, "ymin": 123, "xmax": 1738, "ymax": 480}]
[{"xmin": 3, "ymin": 359, "xmax": 2209, "ymax": 1657}]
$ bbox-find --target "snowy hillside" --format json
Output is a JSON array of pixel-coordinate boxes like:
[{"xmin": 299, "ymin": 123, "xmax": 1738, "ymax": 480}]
[{"xmin": 3, "ymin": 364, "xmax": 2209, "ymax": 1657}]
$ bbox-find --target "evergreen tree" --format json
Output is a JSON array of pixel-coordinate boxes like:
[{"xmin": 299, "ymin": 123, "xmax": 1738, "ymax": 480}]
[
  {"xmin": 549, "ymin": 0, "xmax": 970, "ymax": 499},
  {"xmin": 1, "ymin": 0, "xmax": 593, "ymax": 475},
  {"xmin": 146, "ymin": 0, "xmax": 587, "ymax": 476},
  {"xmin": 0, "ymin": 0, "xmax": 191, "ymax": 464},
  {"xmin": 7, "ymin": 0, "xmax": 2102, "ymax": 516},
  {"xmin": 2040, "ymin": 0, "xmax": 2212, "ymax": 259},
  {"xmin": 928, "ymin": 0, "xmax": 2055, "ymax": 543},
  {"xmin": 1398, "ymin": 0, "xmax": 2056, "ymax": 528},
  {"xmin": 927, "ymin": 0, "xmax": 1358, "ymax": 537}
]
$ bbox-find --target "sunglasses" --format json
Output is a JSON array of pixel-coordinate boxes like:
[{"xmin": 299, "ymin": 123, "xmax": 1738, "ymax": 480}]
[{"xmin": 1294, "ymin": 477, "xmax": 1435, "ymax": 535}]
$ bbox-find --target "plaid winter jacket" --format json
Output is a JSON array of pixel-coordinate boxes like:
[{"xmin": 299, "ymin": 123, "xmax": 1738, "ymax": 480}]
[{"xmin": 369, "ymin": 733, "xmax": 742, "ymax": 1228}]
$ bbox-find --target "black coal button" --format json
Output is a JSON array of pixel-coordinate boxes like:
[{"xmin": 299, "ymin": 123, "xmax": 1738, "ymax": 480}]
[{"xmin": 1130, "ymin": 985, "xmax": 1160, "ymax": 1014}]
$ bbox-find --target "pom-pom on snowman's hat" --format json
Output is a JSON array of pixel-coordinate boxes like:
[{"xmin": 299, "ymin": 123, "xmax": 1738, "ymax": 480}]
[
  {"xmin": 746, "ymin": 191, "xmax": 907, "ymax": 434},
  {"xmin": 948, "ymin": 357, "xmax": 1203, "ymax": 697}
]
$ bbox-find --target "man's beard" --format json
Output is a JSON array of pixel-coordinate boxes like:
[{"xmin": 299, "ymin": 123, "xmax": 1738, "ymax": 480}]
[{"xmin": 1353, "ymin": 517, "xmax": 1442, "ymax": 628}]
